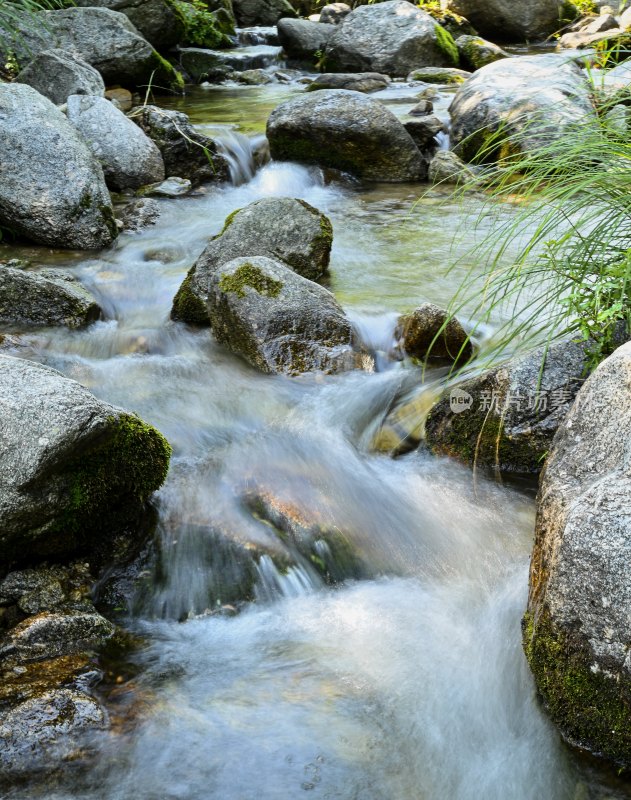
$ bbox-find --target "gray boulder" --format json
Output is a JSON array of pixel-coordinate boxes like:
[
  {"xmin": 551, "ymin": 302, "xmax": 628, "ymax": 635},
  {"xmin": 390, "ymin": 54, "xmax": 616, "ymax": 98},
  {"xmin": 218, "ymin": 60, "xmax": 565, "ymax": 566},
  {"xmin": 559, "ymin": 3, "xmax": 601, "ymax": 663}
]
[
  {"xmin": 407, "ymin": 65, "xmax": 472, "ymax": 83},
  {"xmin": 0, "ymin": 84, "xmax": 117, "ymax": 250},
  {"xmin": 67, "ymin": 95, "xmax": 165, "ymax": 192},
  {"xmin": 266, "ymin": 90, "xmax": 427, "ymax": 182},
  {"xmin": 449, "ymin": 54, "xmax": 596, "ymax": 163},
  {"xmin": 320, "ymin": 3, "xmax": 350, "ymax": 24},
  {"xmin": 0, "ymin": 268, "xmax": 101, "ymax": 329},
  {"xmin": 306, "ymin": 72, "xmax": 390, "ymax": 93},
  {"xmin": 428, "ymin": 149, "xmax": 477, "ymax": 183},
  {"xmin": 277, "ymin": 18, "xmax": 336, "ymax": 62},
  {"xmin": 72, "ymin": 0, "xmax": 186, "ymax": 50},
  {"xmin": 396, "ymin": 303, "xmax": 472, "ymax": 363},
  {"xmin": 455, "ymin": 34, "xmax": 512, "ymax": 70},
  {"xmin": 0, "ymin": 689, "xmax": 107, "ymax": 777},
  {"xmin": 0, "ymin": 355, "xmax": 171, "ymax": 566},
  {"xmin": 444, "ymin": 0, "xmax": 576, "ymax": 42},
  {"xmin": 7, "ymin": 7, "xmax": 183, "ymax": 89},
  {"xmin": 15, "ymin": 49, "xmax": 104, "ymax": 106},
  {"xmin": 208, "ymin": 256, "xmax": 355, "ymax": 375},
  {"xmin": 325, "ymin": 0, "xmax": 459, "ymax": 78},
  {"xmin": 119, "ymin": 197, "xmax": 161, "ymax": 232},
  {"xmin": 403, "ymin": 115, "xmax": 446, "ymax": 148},
  {"xmin": 524, "ymin": 342, "xmax": 631, "ymax": 766},
  {"xmin": 232, "ymin": 0, "xmax": 296, "ymax": 25},
  {"xmin": 172, "ymin": 197, "xmax": 333, "ymax": 325},
  {"xmin": 131, "ymin": 105, "xmax": 230, "ymax": 186},
  {"xmin": 425, "ymin": 340, "xmax": 588, "ymax": 476}
]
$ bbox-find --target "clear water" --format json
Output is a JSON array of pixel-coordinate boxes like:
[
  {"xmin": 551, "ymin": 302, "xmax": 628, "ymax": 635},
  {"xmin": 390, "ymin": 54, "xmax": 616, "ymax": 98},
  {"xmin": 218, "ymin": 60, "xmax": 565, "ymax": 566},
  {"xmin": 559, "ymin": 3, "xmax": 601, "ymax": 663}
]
[{"xmin": 0, "ymin": 72, "xmax": 609, "ymax": 799}]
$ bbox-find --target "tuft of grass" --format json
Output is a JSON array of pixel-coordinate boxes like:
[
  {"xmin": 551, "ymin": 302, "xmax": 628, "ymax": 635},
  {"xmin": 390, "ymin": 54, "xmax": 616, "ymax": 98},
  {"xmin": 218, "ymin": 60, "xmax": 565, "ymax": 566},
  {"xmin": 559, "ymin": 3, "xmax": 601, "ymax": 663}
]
[{"xmin": 443, "ymin": 66, "xmax": 631, "ymax": 372}]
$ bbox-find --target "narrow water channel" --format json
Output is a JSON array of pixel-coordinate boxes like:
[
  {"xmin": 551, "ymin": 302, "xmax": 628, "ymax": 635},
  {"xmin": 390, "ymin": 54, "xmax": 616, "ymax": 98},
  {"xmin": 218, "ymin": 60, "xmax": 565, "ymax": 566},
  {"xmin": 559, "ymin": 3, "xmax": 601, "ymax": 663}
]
[{"xmin": 2, "ymin": 70, "xmax": 596, "ymax": 799}]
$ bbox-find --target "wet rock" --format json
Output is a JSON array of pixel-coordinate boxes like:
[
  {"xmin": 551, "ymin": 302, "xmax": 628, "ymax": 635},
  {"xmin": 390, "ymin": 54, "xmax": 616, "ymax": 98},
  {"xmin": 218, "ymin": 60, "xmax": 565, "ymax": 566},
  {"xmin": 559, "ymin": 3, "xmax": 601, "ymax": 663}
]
[
  {"xmin": 142, "ymin": 177, "xmax": 193, "ymax": 197},
  {"xmin": 208, "ymin": 255, "xmax": 356, "ymax": 375},
  {"xmin": 0, "ymin": 83, "xmax": 117, "ymax": 250},
  {"xmin": 15, "ymin": 49, "xmax": 105, "ymax": 106},
  {"xmin": 410, "ymin": 98, "xmax": 433, "ymax": 115},
  {"xmin": 449, "ymin": 54, "xmax": 596, "ymax": 163},
  {"xmin": 524, "ymin": 342, "xmax": 631, "ymax": 767},
  {"xmin": 104, "ymin": 86, "xmax": 133, "ymax": 111},
  {"xmin": 0, "ymin": 611, "xmax": 115, "ymax": 662},
  {"xmin": 232, "ymin": 0, "xmax": 296, "ymax": 26},
  {"xmin": 243, "ymin": 489, "xmax": 366, "ymax": 583},
  {"xmin": 233, "ymin": 68, "xmax": 273, "ymax": 85},
  {"xmin": 119, "ymin": 198, "xmax": 161, "ymax": 232},
  {"xmin": 0, "ymin": 267, "xmax": 101, "ymax": 330},
  {"xmin": 425, "ymin": 340, "xmax": 588, "ymax": 476},
  {"xmin": 403, "ymin": 116, "xmax": 445, "ymax": 149},
  {"xmin": 6, "ymin": 7, "xmax": 183, "ymax": 89},
  {"xmin": 306, "ymin": 72, "xmax": 390, "ymax": 93},
  {"xmin": 444, "ymin": 0, "xmax": 576, "ymax": 42},
  {"xmin": 73, "ymin": 0, "xmax": 187, "ymax": 50},
  {"xmin": 0, "ymin": 688, "xmax": 106, "ymax": 777},
  {"xmin": 172, "ymin": 197, "xmax": 334, "ymax": 326},
  {"xmin": 177, "ymin": 47, "xmax": 231, "ymax": 82},
  {"xmin": 407, "ymin": 66, "xmax": 472, "ymax": 83},
  {"xmin": 396, "ymin": 304, "xmax": 472, "ymax": 363},
  {"xmin": 0, "ymin": 563, "xmax": 92, "ymax": 617},
  {"xmin": 325, "ymin": 1, "xmax": 459, "ymax": 78},
  {"xmin": 67, "ymin": 94, "xmax": 165, "ymax": 192},
  {"xmin": 131, "ymin": 105, "xmax": 230, "ymax": 186},
  {"xmin": 277, "ymin": 18, "xmax": 336, "ymax": 62},
  {"xmin": 0, "ymin": 355, "xmax": 171, "ymax": 566},
  {"xmin": 558, "ymin": 17, "xmax": 625, "ymax": 48},
  {"xmin": 142, "ymin": 244, "xmax": 185, "ymax": 263},
  {"xmin": 455, "ymin": 34, "xmax": 511, "ymax": 70},
  {"xmin": 372, "ymin": 384, "xmax": 441, "ymax": 456},
  {"xmin": 319, "ymin": 2, "xmax": 350, "ymax": 24},
  {"xmin": 428, "ymin": 149, "xmax": 477, "ymax": 184},
  {"xmin": 267, "ymin": 90, "xmax": 427, "ymax": 182}
]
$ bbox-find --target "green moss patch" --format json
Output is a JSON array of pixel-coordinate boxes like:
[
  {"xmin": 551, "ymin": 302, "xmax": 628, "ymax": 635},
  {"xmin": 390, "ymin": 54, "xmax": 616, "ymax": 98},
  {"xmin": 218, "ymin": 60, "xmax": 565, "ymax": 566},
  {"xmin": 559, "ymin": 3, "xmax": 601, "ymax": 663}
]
[
  {"xmin": 434, "ymin": 23, "xmax": 459, "ymax": 67},
  {"xmin": 523, "ymin": 608, "xmax": 631, "ymax": 766},
  {"xmin": 219, "ymin": 262, "xmax": 283, "ymax": 299}
]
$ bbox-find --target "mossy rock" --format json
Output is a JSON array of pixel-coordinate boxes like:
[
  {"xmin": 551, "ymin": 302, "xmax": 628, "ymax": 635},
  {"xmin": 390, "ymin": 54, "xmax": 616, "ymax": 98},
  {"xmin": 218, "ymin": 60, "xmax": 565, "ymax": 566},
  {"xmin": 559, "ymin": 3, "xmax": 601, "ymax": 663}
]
[{"xmin": 0, "ymin": 356, "xmax": 172, "ymax": 568}]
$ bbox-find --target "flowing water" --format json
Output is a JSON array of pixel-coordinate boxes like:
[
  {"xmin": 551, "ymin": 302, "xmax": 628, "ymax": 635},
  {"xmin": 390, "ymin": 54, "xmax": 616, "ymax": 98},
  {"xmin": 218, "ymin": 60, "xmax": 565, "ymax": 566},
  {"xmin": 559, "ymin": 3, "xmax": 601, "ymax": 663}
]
[{"xmin": 0, "ymin": 60, "xmax": 613, "ymax": 800}]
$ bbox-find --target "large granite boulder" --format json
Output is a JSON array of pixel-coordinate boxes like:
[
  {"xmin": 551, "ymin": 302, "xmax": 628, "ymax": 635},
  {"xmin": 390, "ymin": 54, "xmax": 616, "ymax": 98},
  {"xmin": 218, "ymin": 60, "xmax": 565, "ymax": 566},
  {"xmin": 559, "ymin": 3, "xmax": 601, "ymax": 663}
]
[
  {"xmin": 443, "ymin": 0, "xmax": 576, "ymax": 42},
  {"xmin": 266, "ymin": 90, "xmax": 427, "ymax": 182},
  {"xmin": 325, "ymin": 0, "xmax": 459, "ymax": 78},
  {"xmin": 208, "ymin": 256, "xmax": 355, "ymax": 375},
  {"xmin": 14, "ymin": 49, "xmax": 105, "ymax": 106},
  {"xmin": 524, "ymin": 342, "xmax": 631, "ymax": 766},
  {"xmin": 232, "ymin": 0, "xmax": 296, "ymax": 25},
  {"xmin": 0, "ymin": 268, "xmax": 101, "ymax": 330},
  {"xmin": 0, "ymin": 356, "xmax": 171, "ymax": 566},
  {"xmin": 425, "ymin": 341, "xmax": 588, "ymax": 476},
  {"xmin": 172, "ymin": 197, "xmax": 333, "ymax": 325},
  {"xmin": 67, "ymin": 95, "xmax": 165, "ymax": 191},
  {"xmin": 131, "ymin": 105, "xmax": 230, "ymax": 185},
  {"xmin": 7, "ymin": 8, "xmax": 183, "ymax": 89},
  {"xmin": 72, "ymin": 0, "xmax": 186, "ymax": 50},
  {"xmin": 277, "ymin": 18, "xmax": 337, "ymax": 62},
  {"xmin": 0, "ymin": 84, "xmax": 117, "ymax": 250},
  {"xmin": 449, "ymin": 54, "xmax": 596, "ymax": 163}
]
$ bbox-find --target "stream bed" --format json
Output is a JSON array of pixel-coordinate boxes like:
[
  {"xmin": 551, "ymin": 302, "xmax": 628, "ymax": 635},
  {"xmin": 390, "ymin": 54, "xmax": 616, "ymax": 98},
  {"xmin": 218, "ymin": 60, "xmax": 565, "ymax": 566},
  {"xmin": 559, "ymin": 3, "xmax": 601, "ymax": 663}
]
[{"xmin": 0, "ymin": 64, "xmax": 616, "ymax": 800}]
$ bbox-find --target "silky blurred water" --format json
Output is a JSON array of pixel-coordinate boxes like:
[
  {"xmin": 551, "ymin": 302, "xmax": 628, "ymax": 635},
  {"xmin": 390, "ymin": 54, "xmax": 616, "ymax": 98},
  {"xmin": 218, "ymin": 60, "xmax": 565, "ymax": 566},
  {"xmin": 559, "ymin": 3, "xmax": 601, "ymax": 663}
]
[{"xmin": 0, "ymin": 72, "xmax": 596, "ymax": 800}]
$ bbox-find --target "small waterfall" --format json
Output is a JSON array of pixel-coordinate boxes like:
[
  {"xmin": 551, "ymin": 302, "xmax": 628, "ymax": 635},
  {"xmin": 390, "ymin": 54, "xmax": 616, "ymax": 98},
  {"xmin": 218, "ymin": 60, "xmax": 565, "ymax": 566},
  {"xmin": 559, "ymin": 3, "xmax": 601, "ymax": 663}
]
[
  {"xmin": 236, "ymin": 26, "xmax": 280, "ymax": 46},
  {"xmin": 254, "ymin": 555, "xmax": 320, "ymax": 602},
  {"xmin": 215, "ymin": 130, "xmax": 269, "ymax": 185},
  {"xmin": 436, "ymin": 130, "xmax": 451, "ymax": 150}
]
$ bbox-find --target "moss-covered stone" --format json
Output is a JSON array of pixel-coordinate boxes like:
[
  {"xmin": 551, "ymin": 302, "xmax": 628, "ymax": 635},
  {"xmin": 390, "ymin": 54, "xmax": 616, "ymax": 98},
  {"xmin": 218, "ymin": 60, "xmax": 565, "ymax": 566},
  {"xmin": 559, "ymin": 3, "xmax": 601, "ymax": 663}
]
[
  {"xmin": 523, "ymin": 608, "xmax": 631, "ymax": 766},
  {"xmin": 434, "ymin": 22, "xmax": 459, "ymax": 67},
  {"xmin": 171, "ymin": 271, "xmax": 209, "ymax": 325},
  {"xmin": 44, "ymin": 414, "xmax": 171, "ymax": 558}
]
